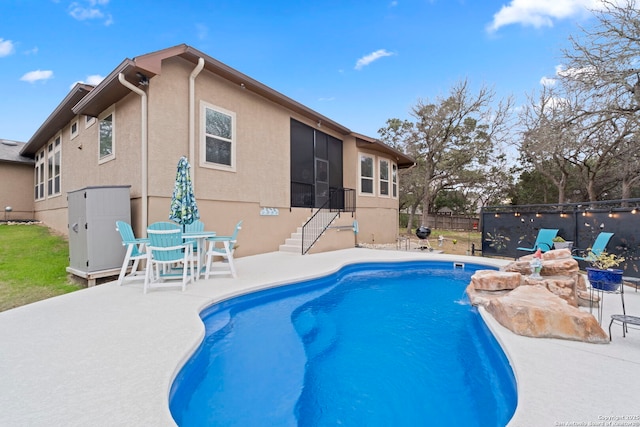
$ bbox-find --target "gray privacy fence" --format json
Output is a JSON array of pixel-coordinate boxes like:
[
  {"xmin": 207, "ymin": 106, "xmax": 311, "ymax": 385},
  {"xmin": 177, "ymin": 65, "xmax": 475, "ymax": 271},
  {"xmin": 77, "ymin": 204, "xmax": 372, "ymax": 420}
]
[{"xmin": 481, "ymin": 199, "xmax": 640, "ymax": 278}]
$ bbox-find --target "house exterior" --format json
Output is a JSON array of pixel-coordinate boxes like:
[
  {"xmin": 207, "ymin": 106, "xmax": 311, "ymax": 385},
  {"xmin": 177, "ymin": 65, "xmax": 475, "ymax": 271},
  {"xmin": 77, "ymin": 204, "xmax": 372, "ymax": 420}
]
[
  {"xmin": 0, "ymin": 139, "xmax": 34, "ymax": 221},
  {"xmin": 19, "ymin": 44, "xmax": 414, "ymax": 257}
]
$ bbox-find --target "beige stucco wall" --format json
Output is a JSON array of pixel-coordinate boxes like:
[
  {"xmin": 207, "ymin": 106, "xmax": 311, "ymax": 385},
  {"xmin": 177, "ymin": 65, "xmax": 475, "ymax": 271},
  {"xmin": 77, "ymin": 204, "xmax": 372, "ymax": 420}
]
[
  {"xmin": 0, "ymin": 162, "xmax": 34, "ymax": 220},
  {"xmin": 34, "ymin": 91, "xmax": 143, "ymax": 235},
  {"xmin": 29, "ymin": 54, "xmax": 402, "ymax": 255}
]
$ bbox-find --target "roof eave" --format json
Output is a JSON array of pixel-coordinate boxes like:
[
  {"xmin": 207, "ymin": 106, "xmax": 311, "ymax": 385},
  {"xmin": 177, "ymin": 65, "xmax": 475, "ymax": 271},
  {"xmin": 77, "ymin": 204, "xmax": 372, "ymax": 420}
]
[
  {"xmin": 178, "ymin": 46, "xmax": 352, "ymax": 135},
  {"xmin": 353, "ymin": 133, "xmax": 415, "ymax": 168},
  {"xmin": 71, "ymin": 58, "xmax": 154, "ymax": 118},
  {"xmin": 21, "ymin": 83, "xmax": 94, "ymax": 157}
]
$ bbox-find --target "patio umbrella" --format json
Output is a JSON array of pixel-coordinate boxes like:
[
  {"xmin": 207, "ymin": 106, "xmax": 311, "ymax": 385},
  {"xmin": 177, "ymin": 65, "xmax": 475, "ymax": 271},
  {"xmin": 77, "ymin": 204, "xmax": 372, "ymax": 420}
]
[{"xmin": 169, "ymin": 156, "xmax": 200, "ymax": 229}]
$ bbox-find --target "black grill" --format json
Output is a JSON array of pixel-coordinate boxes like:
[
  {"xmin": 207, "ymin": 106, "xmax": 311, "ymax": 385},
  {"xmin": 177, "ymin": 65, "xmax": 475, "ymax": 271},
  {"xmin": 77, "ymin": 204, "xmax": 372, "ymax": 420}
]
[
  {"xmin": 416, "ymin": 226, "xmax": 433, "ymax": 251},
  {"xmin": 416, "ymin": 226, "xmax": 431, "ymax": 240}
]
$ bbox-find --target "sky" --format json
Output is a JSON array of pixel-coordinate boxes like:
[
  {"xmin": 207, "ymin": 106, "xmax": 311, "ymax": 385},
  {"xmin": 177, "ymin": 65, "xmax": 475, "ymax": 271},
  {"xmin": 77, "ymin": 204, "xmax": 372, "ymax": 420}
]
[{"xmin": 0, "ymin": 0, "xmax": 612, "ymax": 144}]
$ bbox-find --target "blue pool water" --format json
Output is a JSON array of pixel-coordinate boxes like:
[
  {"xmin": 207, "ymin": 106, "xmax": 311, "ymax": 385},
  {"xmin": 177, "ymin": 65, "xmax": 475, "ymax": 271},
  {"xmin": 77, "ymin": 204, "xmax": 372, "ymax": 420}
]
[{"xmin": 169, "ymin": 261, "xmax": 517, "ymax": 427}]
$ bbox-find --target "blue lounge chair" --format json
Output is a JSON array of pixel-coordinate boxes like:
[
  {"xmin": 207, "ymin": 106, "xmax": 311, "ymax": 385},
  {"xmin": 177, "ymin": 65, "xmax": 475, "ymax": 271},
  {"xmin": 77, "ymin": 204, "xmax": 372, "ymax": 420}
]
[
  {"xmin": 573, "ymin": 232, "xmax": 614, "ymax": 262},
  {"xmin": 516, "ymin": 228, "xmax": 559, "ymax": 254}
]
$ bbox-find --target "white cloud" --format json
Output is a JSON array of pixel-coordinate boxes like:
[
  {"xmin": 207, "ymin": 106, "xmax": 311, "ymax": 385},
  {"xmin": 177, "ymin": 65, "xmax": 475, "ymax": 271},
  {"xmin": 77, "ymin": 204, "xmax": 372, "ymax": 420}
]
[
  {"xmin": 318, "ymin": 97, "xmax": 336, "ymax": 102},
  {"xmin": 20, "ymin": 70, "xmax": 54, "ymax": 83},
  {"xmin": 0, "ymin": 38, "xmax": 15, "ymax": 57},
  {"xmin": 354, "ymin": 49, "xmax": 395, "ymax": 70},
  {"xmin": 69, "ymin": 0, "xmax": 113, "ymax": 25},
  {"xmin": 69, "ymin": 74, "xmax": 105, "ymax": 89},
  {"xmin": 540, "ymin": 76, "xmax": 557, "ymax": 86},
  {"xmin": 85, "ymin": 74, "xmax": 104, "ymax": 85},
  {"xmin": 556, "ymin": 63, "xmax": 597, "ymax": 80},
  {"xmin": 487, "ymin": 0, "xmax": 602, "ymax": 32}
]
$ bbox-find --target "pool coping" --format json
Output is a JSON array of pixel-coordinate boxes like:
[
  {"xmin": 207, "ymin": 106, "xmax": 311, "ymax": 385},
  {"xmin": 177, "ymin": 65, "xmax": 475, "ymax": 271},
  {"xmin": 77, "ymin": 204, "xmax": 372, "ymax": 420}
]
[{"xmin": 1, "ymin": 248, "xmax": 639, "ymax": 426}]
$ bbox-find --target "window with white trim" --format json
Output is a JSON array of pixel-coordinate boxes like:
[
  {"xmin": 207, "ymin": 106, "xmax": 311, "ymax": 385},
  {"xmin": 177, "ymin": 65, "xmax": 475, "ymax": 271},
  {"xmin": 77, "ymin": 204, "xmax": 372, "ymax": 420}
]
[
  {"xmin": 392, "ymin": 163, "xmax": 398, "ymax": 198},
  {"xmin": 379, "ymin": 158, "xmax": 390, "ymax": 196},
  {"xmin": 98, "ymin": 108, "xmax": 115, "ymax": 162},
  {"xmin": 85, "ymin": 115, "xmax": 96, "ymax": 128},
  {"xmin": 47, "ymin": 135, "xmax": 61, "ymax": 196},
  {"xmin": 201, "ymin": 102, "xmax": 235, "ymax": 170},
  {"xmin": 70, "ymin": 120, "xmax": 79, "ymax": 139},
  {"xmin": 34, "ymin": 150, "xmax": 45, "ymax": 200},
  {"xmin": 359, "ymin": 153, "xmax": 375, "ymax": 195}
]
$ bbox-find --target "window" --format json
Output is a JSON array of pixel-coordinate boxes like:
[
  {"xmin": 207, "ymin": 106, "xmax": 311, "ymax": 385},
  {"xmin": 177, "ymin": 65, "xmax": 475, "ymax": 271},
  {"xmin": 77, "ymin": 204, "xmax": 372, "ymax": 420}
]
[
  {"xmin": 392, "ymin": 163, "xmax": 398, "ymax": 198},
  {"xmin": 70, "ymin": 120, "xmax": 79, "ymax": 139},
  {"xmin": 98, "ymin": 108, "xmax": 114, "ymax": 162},
  {"xmin": 359, "ymin": 153, "xmax": 375, "ymax": 195},
  {"xmin": 47, "ymin": 136, "xmax": 61, "ymax": 196},
  {"xmin": 202, "ymin": 102, "xmax": 235, "ymax": 170},
  {"xmin": 379, "ymin": 159, "xmax": 390, "ymax": 196},
  {"xmin": 34, "ymin": 151, "xmax": 45, "ymax": 200},
  {"xmin": 85, "ymin": 115, "xmax": 96, "ymax": 128}
]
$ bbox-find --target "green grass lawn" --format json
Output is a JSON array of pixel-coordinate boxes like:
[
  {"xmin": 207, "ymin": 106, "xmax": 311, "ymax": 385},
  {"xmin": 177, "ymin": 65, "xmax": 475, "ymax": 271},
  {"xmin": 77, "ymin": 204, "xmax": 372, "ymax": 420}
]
[{"xmin": 0, "ymin": 223, "xmax": 83, "ymax": 312}]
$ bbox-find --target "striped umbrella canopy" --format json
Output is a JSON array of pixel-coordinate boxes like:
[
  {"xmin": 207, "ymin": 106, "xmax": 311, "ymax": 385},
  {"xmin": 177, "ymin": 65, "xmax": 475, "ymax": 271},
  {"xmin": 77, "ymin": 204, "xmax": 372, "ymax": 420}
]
[{"xmin": 169, "ymin": 156, "xmax": 200, "ymax": 226}]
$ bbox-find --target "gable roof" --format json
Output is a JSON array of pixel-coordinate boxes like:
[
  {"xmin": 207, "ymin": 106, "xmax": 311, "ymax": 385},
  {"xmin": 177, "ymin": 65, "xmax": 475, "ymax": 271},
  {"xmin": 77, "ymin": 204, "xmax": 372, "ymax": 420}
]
[
  {"xmin": 0, "ymin": 139, "xmax": 34, "ymax": 165},
  {"xmin": 20, "ymin": 44, "xmax": 414, "ymax": 167}
]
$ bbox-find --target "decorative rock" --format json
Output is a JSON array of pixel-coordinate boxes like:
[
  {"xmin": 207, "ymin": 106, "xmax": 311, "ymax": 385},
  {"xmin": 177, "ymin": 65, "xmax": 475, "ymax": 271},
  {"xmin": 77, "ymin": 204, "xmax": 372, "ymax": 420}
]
[
  {"xmin": 577, "ymin": 288, "xmax": 599, "ymax": 307},
  {"xmin": 519, "ymin": 248, "xmax": 572, "ymax": 261},
  {"xmin": 465, "ymin": 283, "xmax": 508, "ymax": 307},
  {"xmin": 541, "ymin": 248, "xmax": 572, "ymax": 260},
  {"xmin": 539, "ymin": 258, "xmax": 579, "ymax": 276},
  {"xmin": 501, "ymin": 260, "xmax": 533, "ymax": 275},
  {"xmin": 522, "ymin": 275, "xmax": 577, "ymax": 306},
  {"xmin": 485, "ymin": 286, "xmax": 609, "ymax": 343},
  {"xmin": 471, "ymin": 270, "xmax": 521, "ymax": 291}
]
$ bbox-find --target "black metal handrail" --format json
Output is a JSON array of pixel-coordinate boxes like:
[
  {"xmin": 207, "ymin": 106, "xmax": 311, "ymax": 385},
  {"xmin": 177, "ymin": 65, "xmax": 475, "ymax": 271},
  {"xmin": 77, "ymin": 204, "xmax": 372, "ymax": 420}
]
[{"xmin": 301, "ymin": 188, "xmax": 356, "ymax": 254}]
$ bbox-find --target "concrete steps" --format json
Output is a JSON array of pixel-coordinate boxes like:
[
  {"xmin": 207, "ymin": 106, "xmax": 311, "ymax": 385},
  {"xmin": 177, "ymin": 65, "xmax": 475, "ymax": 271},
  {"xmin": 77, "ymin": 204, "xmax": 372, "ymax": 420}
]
[
  {"xmin": 279, "ymin": 212, "xmax": 339, "ymax": 253},
  {"xmin": 279, "ymin": 227, "xmax": 303, "ymax": 253}
]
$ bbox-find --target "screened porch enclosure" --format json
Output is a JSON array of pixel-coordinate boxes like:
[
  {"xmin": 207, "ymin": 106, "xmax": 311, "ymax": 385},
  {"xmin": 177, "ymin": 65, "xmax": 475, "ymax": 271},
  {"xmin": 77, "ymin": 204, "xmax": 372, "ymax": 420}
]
[{"xmin": 290, "ymin": 119, "xmax": 344, "ymax": 209}]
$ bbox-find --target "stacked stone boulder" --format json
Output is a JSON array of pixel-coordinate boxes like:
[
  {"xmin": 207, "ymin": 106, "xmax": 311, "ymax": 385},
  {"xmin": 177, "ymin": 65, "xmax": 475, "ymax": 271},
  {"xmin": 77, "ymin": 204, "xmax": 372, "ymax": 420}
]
[{"xmin": 467, "ymin": 248, "xmax": 609, "ymax": 343}]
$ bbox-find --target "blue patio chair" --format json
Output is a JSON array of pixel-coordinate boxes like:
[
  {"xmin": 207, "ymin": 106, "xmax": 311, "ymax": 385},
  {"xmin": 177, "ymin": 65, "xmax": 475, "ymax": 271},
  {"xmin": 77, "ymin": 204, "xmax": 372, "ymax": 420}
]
[
  {"xmin": 516, "ymin": 228, "xmax": 559, "ymax": 255},
  {"xmin": 115, "ymin": 221, "xmax": 149, "ymax": 286},
  {"xmin": 204, "ymin": 220, "xmax": 242, "ymax": 279},
  {"xmin": 144, "ymin": 222, "xmax": 194, "ymax": 293},
  {"xmin": 573, "ymin": 232, "xmax": 615, "ymax": 262},
  {"xmin": 184, "ymin": 219, "xmax": 205, "ymax": 252}
]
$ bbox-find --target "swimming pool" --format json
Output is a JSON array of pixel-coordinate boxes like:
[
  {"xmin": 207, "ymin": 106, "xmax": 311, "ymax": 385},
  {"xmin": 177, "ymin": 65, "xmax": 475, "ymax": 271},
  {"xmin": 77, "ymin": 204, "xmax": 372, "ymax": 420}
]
[{"xmin": 169, "ymin": 261, "xmax": 517, "ymax": 426}]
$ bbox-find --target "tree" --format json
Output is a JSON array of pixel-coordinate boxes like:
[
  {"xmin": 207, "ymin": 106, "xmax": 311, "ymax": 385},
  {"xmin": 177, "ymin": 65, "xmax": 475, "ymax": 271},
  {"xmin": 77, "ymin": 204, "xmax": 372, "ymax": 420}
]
[
  {"xmin": 557, "ymin": 0, "xmax": 640, "ymax": 200},
  {"xmin": 379, "ymin": 79, "xmax": 513, "ymax": 227},
  {"xmin": 508, "ymin": 168, "xmax": 558, "ymax": 205},
  {"xmin": 517, "ymin": 86, "xmax": 582, "ymax": 203}
]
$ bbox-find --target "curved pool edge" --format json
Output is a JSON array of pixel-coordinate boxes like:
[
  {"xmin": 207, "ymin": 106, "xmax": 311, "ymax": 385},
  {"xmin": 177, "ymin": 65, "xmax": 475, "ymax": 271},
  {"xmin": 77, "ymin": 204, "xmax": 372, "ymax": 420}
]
[
  {"xmin": 4, "ymin": 247, "xmax": 638, "ymax": 427},
  {"xmin": 166, "ymin": 250, "xmax": 514, "ymax": 425}
]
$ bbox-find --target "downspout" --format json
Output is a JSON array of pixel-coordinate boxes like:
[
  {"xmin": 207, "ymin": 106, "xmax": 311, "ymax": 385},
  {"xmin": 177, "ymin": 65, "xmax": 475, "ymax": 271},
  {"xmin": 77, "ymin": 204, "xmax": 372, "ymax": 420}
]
[
  {"xmin": 189, "ymin": 57, "xmax": 205, "ymax": 181},
  {"xmin": 118, "ymin": 73, "xmax": 149, "ymax": 235}
]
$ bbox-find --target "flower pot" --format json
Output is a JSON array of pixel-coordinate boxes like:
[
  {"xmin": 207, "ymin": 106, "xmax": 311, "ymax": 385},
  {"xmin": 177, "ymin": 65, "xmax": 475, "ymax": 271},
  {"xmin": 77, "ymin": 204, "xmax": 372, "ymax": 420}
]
[
  {"xmin": 553, "ymin": 241, "xmax": 573, "ymax": 250},
  {"xmin": 586, "ymin": 267, "xmax": 623, "ymax": 292}
]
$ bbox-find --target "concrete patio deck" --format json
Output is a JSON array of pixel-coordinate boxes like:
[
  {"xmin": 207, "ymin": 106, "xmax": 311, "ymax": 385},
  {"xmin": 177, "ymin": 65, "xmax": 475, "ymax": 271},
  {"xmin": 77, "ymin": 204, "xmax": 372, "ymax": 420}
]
[{"xmin": 1, "ymin": 248, "xmax": 639, "ymax": 426}]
